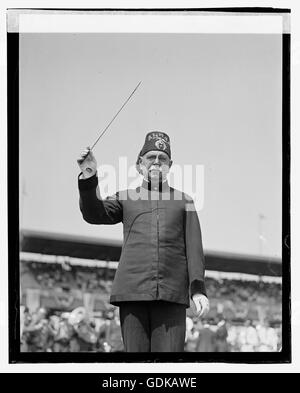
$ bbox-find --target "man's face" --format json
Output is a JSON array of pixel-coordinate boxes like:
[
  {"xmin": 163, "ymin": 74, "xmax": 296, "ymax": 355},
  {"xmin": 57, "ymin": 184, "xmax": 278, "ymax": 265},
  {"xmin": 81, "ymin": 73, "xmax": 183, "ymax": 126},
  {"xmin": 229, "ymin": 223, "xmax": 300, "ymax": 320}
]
[{"xmin": 139, "ymin": 150, "xmax": 172, "ymax": 182}]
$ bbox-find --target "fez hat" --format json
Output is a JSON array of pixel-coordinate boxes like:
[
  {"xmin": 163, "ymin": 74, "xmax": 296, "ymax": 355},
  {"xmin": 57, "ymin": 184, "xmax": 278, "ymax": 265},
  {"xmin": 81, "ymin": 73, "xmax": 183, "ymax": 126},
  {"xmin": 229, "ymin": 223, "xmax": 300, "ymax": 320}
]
[{"xmin": 136, "ymin": 131, "xmax": 171, "ymax": 165}]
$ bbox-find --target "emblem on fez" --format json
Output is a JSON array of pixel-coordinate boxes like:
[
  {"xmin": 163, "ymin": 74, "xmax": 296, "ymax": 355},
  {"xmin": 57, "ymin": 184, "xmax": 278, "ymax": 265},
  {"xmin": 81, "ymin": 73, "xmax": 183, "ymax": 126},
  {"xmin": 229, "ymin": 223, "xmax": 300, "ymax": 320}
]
[{"xmin": 155, "ymin": 139, "xmax": 167, "ymax": 150}]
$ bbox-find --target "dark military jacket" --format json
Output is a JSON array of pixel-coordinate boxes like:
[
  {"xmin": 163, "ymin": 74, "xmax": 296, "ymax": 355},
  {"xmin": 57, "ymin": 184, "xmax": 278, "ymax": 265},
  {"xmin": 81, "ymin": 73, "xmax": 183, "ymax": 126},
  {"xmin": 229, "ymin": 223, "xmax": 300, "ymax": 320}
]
[{"xmin": 78, "ymin": 174, "xmax": 206, "ymax": 307}]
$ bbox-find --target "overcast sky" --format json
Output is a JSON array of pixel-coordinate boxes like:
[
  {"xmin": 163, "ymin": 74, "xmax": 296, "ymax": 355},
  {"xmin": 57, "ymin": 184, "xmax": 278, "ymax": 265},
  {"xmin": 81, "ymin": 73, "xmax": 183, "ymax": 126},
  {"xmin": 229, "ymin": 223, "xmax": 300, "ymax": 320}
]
[{"xmin": 19, "ymin": 32, "xmax": 282, "ymax": 258}]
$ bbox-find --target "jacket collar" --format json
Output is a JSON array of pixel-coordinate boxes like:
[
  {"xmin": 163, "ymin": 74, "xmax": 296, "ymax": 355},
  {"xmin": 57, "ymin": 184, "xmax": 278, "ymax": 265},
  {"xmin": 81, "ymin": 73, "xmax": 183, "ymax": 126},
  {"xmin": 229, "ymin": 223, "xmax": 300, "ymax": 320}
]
[{"xmin": 141, "ymin": 178, "xmax": 170, "ymax": 193}]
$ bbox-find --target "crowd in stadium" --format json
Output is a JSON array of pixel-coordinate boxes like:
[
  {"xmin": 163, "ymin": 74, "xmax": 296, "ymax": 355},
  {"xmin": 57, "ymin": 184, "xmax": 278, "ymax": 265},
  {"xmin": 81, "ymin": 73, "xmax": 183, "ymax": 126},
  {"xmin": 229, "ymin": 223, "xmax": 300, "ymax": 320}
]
[
  {"xmin": 20, "ymin": 260, "xmax": 282, "ymax": 352},
  {"xmin": 20, "ymin": 306, "xmax": 124, "ymax": 353},
  {"xmin": 185, "ymin": 317, "xmax": 281, "ymax": 352},
  {"xmin": 26, "ymin": 261, "xmax": 113, "ymax": 293},
  {"xmin": 25, "ymin": 261, "xmax": 281, "ymax": 302},
  {"xmin": 20, "ymin": 305, "xmax": 281, "ymax": 353}
]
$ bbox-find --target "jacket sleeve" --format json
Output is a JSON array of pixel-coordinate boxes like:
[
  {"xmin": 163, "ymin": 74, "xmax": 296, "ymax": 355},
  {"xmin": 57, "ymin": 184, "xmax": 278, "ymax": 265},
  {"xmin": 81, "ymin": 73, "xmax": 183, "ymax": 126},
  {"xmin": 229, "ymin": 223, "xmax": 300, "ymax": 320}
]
[
  {"xmin": 78, "ymin": 173, "xmax": 123, "ymax": 225},
  {"xmin": 184, "ymin": 197, "xmax": 207, "ymax": 297}
]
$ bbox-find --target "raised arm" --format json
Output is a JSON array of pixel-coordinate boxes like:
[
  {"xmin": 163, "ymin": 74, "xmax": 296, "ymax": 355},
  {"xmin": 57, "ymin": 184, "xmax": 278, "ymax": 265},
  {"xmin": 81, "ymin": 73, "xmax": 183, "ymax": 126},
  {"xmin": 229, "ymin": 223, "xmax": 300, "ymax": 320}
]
[{"xmin": 77, "ymin": 148, "xmax": 123, "ymax": 225}]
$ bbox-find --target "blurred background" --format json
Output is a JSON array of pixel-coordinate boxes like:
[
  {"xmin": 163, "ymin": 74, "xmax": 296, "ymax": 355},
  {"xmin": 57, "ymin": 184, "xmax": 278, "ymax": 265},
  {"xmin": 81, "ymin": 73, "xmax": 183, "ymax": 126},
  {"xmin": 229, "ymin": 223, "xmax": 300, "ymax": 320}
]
[
  {"xmin": 19, "ymin": 32, "xmax": 282, "ymax": 352},
  {"xmin": 20, "ymin": 231, "xmax": 281, "ymax": 352}
]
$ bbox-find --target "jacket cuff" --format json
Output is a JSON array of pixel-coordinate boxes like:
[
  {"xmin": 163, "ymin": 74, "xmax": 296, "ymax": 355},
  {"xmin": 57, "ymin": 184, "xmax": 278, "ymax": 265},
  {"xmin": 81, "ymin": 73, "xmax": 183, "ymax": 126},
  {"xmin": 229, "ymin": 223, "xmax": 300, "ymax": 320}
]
[
  {"xmin": 191, "ymin": 280, "xmax": 207, "ymax": 298},
  {"xmin": 78, "ymin": 173, "xmax": 98, "ymax": 191}
]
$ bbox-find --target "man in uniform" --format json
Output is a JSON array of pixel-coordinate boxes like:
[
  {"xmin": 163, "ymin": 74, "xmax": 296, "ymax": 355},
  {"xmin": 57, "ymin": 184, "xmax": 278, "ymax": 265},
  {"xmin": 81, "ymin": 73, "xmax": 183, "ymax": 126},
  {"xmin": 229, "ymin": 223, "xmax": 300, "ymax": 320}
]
[{"xmin": 77, "ymin": 131, "xmax": 209, "ymax": 352}]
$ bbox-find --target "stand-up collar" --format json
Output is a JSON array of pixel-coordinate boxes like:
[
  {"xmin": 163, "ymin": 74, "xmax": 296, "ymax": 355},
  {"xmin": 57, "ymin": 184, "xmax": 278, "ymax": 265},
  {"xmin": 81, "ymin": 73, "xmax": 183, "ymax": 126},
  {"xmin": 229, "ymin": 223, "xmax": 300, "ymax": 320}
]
[{"xmin": 141, "ymin": 179, "xmax": 170, "ymax": 193}]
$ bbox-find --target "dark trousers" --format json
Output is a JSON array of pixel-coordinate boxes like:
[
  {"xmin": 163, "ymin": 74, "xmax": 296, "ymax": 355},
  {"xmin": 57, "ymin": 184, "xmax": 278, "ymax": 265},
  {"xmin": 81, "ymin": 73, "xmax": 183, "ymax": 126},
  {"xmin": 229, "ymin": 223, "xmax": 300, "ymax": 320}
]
[{"xmin": 119, "ymin": 301, "xmax": 186, "ymax": 352}]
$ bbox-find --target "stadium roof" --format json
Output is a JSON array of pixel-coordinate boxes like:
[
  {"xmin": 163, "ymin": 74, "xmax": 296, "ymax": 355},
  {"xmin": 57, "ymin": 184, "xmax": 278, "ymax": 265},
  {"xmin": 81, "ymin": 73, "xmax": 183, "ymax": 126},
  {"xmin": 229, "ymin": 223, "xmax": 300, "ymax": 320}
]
[{"xmin": 20, "ymin": 230, "xmax": 282, "ymax": 277}]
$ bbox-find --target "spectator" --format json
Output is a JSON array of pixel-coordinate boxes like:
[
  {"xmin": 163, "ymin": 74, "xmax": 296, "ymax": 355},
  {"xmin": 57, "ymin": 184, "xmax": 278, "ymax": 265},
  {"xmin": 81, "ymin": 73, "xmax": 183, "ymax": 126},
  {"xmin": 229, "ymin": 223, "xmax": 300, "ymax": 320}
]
[
  {"xmin": 214, "ymin": 319, "xmax": 229, "ymax": 352},
  {"xmin": 99, "ymin": 310, "xmax": 124, "ymax": 352},
  {"xmin": 52, "ymin": 313, "xmax": 74, "ymax": 352},
  {"xmin": 240, "ymin": 320, "xmax": 259, "ymax": 352},
  {"xmin": 185, "ymin": 318, "xmax": 200, "ymax": 352},
  {"xmin": 74, "ymin": 319, "xmax": 98, "ymax": 352},
  {"xmin": 195, "ymin": 321, "xmax": 216, "ymax": 352},
  {"xmin": 22, "ymin": 307, "xmax": 49, "ymax": 352},
  {"xmin": 257, "ymin": 320, "xmax": 279, "ymax": 352}
]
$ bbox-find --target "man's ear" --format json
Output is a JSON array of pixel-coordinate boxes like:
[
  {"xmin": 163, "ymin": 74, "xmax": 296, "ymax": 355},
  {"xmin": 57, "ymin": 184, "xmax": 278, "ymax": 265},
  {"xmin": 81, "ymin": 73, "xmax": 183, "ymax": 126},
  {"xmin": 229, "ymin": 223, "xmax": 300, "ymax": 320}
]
[
  {"xmin": 136, "ymin": 157, "xmax": 143, "ymax": 175},
  {"xmin": 169, "ymin": 160, "xmax": 173, "ymax": 169}
]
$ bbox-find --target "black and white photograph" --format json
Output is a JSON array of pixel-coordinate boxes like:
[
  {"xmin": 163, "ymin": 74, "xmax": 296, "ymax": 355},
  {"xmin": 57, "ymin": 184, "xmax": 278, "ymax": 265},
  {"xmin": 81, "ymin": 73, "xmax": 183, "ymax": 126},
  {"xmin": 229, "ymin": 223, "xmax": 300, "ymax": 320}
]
[{"xmin": 6, "ymin": 7, "xmax": 291, "ymax": 366}]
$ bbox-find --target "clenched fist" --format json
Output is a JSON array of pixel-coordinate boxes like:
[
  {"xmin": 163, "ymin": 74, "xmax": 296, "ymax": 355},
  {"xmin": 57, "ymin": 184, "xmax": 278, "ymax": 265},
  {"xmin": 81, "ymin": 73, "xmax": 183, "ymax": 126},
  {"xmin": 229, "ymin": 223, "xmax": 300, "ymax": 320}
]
[{"xmin": 77, "ymin": 147, "xmax": 97, "ymax": 179}]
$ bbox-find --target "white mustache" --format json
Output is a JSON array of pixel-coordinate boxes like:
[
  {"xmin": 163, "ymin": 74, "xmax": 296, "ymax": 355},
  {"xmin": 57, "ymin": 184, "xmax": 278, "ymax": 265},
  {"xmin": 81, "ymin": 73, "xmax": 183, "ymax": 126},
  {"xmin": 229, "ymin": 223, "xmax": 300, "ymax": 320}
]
[{"xmin": 149, "ymin": 166, "xmax": 162, "ymax": 172}]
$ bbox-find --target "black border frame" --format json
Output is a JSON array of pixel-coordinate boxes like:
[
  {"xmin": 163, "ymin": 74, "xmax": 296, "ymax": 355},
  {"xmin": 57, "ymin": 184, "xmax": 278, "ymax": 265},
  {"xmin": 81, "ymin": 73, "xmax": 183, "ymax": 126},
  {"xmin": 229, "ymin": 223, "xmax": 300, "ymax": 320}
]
[{"xmin": 8, "ymin": 7, "xmax": 291, "ymax": 364}]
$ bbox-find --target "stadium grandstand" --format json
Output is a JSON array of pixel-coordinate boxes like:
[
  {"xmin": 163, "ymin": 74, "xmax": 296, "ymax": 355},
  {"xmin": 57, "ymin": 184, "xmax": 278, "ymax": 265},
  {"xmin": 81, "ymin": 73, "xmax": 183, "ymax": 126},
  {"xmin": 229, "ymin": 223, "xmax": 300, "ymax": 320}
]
[{"xmin": 19, "ymin": 230, "xmax": 282, "ymax": 353}]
